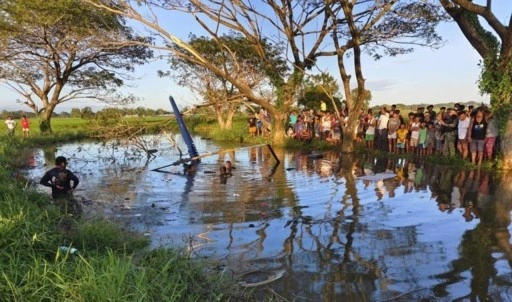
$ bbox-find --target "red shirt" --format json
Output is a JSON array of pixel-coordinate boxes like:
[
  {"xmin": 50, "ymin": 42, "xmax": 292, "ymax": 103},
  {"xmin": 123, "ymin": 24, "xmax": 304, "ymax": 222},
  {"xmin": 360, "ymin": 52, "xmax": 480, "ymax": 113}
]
[{"xmin": 21, "ymin": 119, "xmax": 29, "ymax": 129}]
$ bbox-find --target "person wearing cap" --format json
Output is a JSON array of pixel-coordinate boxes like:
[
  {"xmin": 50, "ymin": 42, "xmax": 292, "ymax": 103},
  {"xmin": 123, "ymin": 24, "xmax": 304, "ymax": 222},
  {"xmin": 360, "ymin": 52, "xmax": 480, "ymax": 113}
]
[{"xmin": 441, "ymin": 108, "xmax": 458, "ymax": 156}]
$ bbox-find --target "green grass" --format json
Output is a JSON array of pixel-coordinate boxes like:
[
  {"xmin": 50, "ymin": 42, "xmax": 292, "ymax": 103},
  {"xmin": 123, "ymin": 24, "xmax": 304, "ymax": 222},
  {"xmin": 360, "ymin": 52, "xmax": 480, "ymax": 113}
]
[
  {"xmin": 4, "ymin": 116, "xmax": 174, "ymax": 148},
  {"xmin": 21, "ymin": 116, "xmax": 171, "ymax": 135}
]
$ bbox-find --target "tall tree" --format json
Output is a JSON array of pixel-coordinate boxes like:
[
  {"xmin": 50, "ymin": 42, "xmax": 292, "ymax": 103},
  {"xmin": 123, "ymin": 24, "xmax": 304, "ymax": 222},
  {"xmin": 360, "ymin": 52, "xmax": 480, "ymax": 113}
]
[
  {"xmin": 324, "ymin": 0, "xmax": 446, "ymax": 152},
  {"xmin": 439, "ymin": 0, "xmax": 512, "ymax": 169},
  {"xmin": 88, "ymin": 0, "xmax": 445, "ymax": 150},
  {"xmin": 163, "ymin": 33, "xmax": 287, "ymax": 130},
  {"xmin": 86, "ymin": 0, "xmax": 343, "ymax": 145},
  {"xmin": 0, "ymin": 0, "xmax": 152, "ymax": 132}
]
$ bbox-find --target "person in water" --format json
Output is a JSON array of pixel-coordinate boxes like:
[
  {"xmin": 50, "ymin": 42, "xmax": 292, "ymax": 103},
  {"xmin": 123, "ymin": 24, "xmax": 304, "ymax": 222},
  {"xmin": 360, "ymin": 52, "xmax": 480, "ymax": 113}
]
[
  {"xmin": 183, "ymin": 161, "xmax": 198, "ymax": 175},
  {"xmin": 220, "ymin": 160, "xmax": 234, "ymax": 176},
  {"xmin": 40, "ymin": 156, "xmax": 80, "ymax": 215}
]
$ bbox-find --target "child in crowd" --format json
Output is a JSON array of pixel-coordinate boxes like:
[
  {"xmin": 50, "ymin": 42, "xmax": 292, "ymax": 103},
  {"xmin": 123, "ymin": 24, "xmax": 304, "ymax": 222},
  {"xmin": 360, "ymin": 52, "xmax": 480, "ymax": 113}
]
[
  {"xmin": 485, "ymin": 111, "xmax": 498, "ymax": 160},
  {"xmin": 321, "ymin": 112, "xmax": 332, "ymax": 140},
  {"xmin": 396, "ymin": 123, "xmax": 408, "ymax": 154},
  {"xmin": 287, "ymin": 126, "xmax": 294, "ymax": 137},
  {"xmin": 365, "ymin": 112, "xmax": 376, "ymax": 150},
  {"xmin": 434, "ymin": 113, "xmax": 444, "ymax": 155},
  {"xmin": 329, "ymin": 117, "xmax": 342, "ymax": 144},
  {"xmin": 312, "ymin": 116, "xmax": 320, "ymax": 139},
  {"xmin": 409, "ymin": 115, "xmax": 420, "ymax": 154},
  {"xmin": 418, "ymin": 121, "xmax": 427, "ymax": 156},
  {"xmin": 406, "ymin": 112, "xmax": 415, "ymax": 153},
  {"xmin": 248, "ymin": 114, "xmax": 257, "ymax": 137},
  {"xmin": 426, "ymin": 122, "xmax": 436, "ymax": 156}
]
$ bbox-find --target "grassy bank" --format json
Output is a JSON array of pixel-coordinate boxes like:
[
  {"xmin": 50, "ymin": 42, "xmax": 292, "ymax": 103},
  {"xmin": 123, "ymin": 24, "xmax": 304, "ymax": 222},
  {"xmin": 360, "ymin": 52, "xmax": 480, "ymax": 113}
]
[
  {"xmin": 0, "ymin": 136, "xmax": 241, "ymax": 301},
  {"xmin": 13, "ymin": 116, "xmax": 172, "ymax": 138}
]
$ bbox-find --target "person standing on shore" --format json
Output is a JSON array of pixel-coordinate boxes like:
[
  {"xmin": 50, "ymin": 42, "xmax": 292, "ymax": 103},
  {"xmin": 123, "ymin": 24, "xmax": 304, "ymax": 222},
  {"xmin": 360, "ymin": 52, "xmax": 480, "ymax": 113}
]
[
  {"xmin": 441, "ymin": 109, "xmax": 458, "ymax": 156},
  {"xmin": 21, "ymin": 115, "xmax": 30, "ymax": 138},
  {"xmin": 4, "ymin": 116, "xmax": 16, "ymax": 136}
]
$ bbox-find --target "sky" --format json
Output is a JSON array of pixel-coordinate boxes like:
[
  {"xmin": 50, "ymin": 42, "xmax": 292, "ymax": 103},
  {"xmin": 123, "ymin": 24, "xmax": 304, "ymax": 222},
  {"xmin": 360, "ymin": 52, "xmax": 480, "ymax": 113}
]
[{"xmin": 1, "ymin": 1, "xmax": 510, "ymax": 113}]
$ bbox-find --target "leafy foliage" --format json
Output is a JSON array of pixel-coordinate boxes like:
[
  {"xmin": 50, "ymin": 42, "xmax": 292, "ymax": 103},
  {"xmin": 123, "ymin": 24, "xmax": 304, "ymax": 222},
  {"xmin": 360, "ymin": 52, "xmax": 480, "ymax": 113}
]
[
  {"xmin": 343, "ymin": 1, "xmax": 448, "ymax": 60},
  {"xmin": 161, "ymin": 32, "xmax": 288, "ymax": 129},
  {"xmin": 297, "ymin": 73, "xmax": 342, "ymax": 110},
  {"xmin": 479, "ymin": 57, "xmax": 512, "ymax": 107},
  {"xmin": 0, "ymin": 0, "xmax": 153, "ymax": 131}
]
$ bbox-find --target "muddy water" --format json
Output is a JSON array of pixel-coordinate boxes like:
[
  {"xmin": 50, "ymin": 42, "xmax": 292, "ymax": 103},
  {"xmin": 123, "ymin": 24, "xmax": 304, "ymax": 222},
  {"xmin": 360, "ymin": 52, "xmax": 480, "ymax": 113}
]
[{"xmin": 28, "ymin": 135, "xmax": 512, "ymax": 301}]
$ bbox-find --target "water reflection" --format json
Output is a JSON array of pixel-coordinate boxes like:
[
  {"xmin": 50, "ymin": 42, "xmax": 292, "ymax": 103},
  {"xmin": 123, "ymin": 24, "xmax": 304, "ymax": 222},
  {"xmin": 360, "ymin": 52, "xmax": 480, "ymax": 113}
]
[{"xmin": 27, "ymin": 137, "xmax": 512, "ymax": 300}]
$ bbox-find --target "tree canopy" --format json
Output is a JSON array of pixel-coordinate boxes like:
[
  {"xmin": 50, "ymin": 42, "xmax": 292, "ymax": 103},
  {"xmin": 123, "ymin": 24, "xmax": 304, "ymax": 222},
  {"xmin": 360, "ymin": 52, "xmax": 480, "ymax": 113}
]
[
  {"xmin": 297, "ymin": 73, "xmax": 342, "ymax": 111},
  {"xmin": 84, "ymin": 0, "xmax": 446, "ymax": 148},
  {"xmin": 0, "ymin": 0, "xmax": 153, "ymax": 132},
  {"xmin": 160, "ymin": 33, "xmax": 288, "ymax": 129},
  {"xmin": 439, "ymin": 0, "xmax": 512, "ymax": 169},
  {"xmin": 439, "ymin": 0, "xmax": 508, "ymax": 105}
]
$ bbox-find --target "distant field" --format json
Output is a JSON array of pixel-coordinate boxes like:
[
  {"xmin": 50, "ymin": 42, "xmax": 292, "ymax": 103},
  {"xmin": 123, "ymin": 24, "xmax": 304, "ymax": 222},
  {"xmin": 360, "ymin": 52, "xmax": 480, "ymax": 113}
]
[{"xmin": 17, "ymin": 116, "xmax": 171, "ymax": 136}]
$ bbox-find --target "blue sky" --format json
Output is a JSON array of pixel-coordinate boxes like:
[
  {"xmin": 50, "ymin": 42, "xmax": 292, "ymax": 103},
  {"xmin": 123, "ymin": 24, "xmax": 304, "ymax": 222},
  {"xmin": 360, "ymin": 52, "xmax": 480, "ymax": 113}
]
[{"xmin": 1, "ymin": 1, "xmax": 510, "ymax": 112}]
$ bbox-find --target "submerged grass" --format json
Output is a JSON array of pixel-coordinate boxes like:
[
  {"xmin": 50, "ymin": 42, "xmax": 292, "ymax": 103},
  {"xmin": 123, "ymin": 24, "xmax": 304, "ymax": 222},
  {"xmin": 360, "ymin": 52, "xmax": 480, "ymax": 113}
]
[{"xmin": 0, "ymin": 137, "xmax": 243, "ymax": 301}]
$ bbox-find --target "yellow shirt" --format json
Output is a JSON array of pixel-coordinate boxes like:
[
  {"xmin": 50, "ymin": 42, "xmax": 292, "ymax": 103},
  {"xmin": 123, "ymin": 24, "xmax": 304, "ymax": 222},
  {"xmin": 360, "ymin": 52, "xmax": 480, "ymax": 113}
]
[
  {"xmin": 320, "ymin": 101, "xmax": 326, "ymax": 111},
  {"xmin": 397, "ymin": 128, "xmax": 409, "ymax": 143}
]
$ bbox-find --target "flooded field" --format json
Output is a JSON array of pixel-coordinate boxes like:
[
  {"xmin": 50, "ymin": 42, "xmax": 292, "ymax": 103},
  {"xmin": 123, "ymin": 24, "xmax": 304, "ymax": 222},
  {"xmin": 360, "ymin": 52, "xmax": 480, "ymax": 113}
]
[{"xmin": 27, "ymin": 135, "xmax": 512, "ymax": 301}]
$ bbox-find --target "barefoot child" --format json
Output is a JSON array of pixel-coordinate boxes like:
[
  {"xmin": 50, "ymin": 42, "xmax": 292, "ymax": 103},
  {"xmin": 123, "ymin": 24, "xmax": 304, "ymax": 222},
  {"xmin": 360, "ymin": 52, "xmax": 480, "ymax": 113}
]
[{"xmin": 396, "ymin": 123, "xmax": 408, "ymax": 154}]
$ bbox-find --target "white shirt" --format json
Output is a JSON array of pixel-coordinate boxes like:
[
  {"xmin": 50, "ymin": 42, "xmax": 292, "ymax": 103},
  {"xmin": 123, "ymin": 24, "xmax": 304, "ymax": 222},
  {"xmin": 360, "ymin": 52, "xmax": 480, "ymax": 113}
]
[
  {"xmin": 410, "ymin": 122, "xmax": 420, "ymax": 139},
  {"xmin": 458, "ymin": 118, "xmax": 470, "ymax": 139},
  {"xmin": 366, "ymin": 118, "xmax": 376, "ymax": 135},
  {"xmin": 322, "ymin": 116, "xmax": 331, "ymax": 131},
  {"xmin": 5, "ymin": 119, "xmax": 16, "ymax": 130},
  {"xmin": 378, "ymin": 112, "xmax": 389, "ymax": 130}
]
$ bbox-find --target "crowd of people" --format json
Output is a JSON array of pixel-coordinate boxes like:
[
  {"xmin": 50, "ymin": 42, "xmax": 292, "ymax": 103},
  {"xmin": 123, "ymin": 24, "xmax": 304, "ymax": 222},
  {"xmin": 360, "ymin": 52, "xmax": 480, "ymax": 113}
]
[
  {"xmin": 285, "ymin": 108, "xmax": 343, "ymax": 144},
  {"xmin": 260, "ymin": 102, "xmax": 499, "ymax": 166},
  {"xmin": 360, "ymin": 104, "xmax": 498, "ymax": 166},
  {"xmin": 248, "ymin": 108, "xmax": 272, "ymax": 137}
]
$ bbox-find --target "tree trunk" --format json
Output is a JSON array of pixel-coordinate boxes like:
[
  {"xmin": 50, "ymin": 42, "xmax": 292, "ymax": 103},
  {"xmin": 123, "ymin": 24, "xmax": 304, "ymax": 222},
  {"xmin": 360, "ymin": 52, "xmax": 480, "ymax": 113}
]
[
  {"xmin": 224, "ymin": 107, "xmax": 235, "ymax": 130},
  {"xmin": 215, "ymin": 104, "xmax": 236, "ymax": 130},
  {"xmin": 217, "ymin": 115, "xmax": 226, "ymax": 129},
  {"xmin": 272, "ymin": 112, "xmax": 287, "ymax": 146},
  {"xmin": 224, "ymin": 117, "xmax": 233, "ymax": 130},
  {"xmin": 501, "ymin": 113, "xmax": 512, "ymax": 170},
  {"xmin": 341, "ymin": 121, "xmax": 357, "ymax": 153},
  {"xmin": 493, "ymin": 171, "xmax": 512, "ymax": 258},
  {"xmin": 39, "ymin": 109, "xmax": 53, "ymax": 133}
]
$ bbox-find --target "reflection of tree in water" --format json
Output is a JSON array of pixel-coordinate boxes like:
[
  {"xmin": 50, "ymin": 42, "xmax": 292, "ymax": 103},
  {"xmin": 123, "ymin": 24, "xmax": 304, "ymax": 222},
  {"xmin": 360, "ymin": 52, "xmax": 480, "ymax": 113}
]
[
  {"xmin": 42, "ymin": 145, "xmax": 57, "ymax": 166},
  {"xmin": 291, "ymin": 156, "xmax": 512, "ymax": 300},
  {"xmin": 277, "ymin": 154, "xmax": 387, "ymax": 301},
  {"xmin": 433, "ymin": 171, "xmax": 512, "ymax": 301}
]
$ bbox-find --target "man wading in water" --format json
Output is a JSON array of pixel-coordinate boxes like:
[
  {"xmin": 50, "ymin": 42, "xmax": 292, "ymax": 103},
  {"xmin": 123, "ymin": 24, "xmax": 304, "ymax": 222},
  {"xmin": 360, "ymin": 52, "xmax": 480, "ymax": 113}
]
[{"xmin": 40, "ymin": 156, "xmax": 80, "ymax": 216}]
